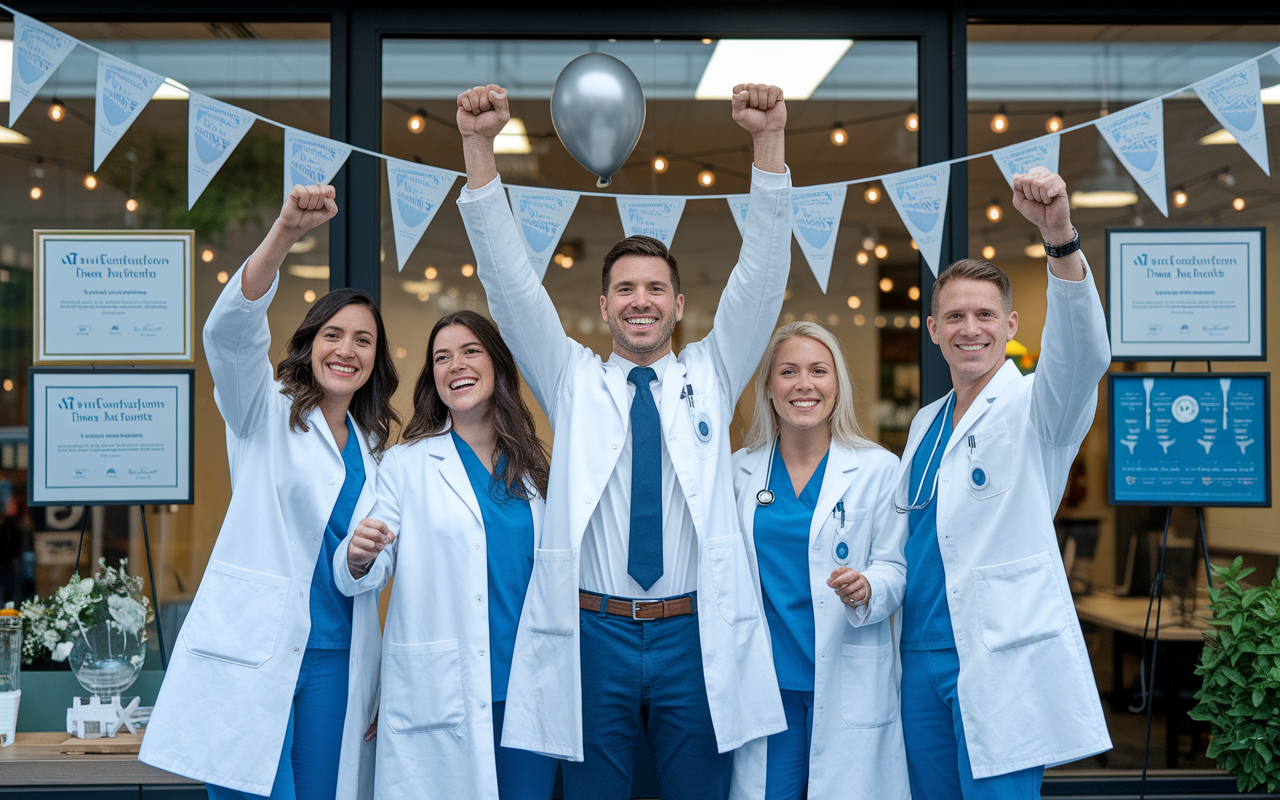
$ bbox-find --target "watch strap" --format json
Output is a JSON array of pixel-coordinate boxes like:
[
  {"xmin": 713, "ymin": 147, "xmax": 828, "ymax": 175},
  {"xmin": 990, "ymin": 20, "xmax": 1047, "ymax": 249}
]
[{"xmin": 1043, "ymin": 227, "xmax": 1081, "ymax": 259}]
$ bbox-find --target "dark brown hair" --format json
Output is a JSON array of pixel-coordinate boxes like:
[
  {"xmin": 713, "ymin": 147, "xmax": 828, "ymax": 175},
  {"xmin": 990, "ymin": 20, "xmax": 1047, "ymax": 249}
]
[
  {"xmin": 601, "ymin": 235, "xmax": 681, "ymax": 297},
  {"xmin": 402, "ymin": 310, "xmax": 550, "ymax": 500},
  {"xmin": 275, "ymin": 288, "xmax": 400, "ymax": 455},
  {"xmin": 930, "ymin": 258, "xmax": 1013, "ymax": 318}
]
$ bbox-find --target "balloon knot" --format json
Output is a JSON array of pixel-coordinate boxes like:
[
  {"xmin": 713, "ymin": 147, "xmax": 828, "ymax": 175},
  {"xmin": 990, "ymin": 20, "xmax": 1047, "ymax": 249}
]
[{"xmin": 596, "ymin": 176, "xmax": 612, "ymax": 188}]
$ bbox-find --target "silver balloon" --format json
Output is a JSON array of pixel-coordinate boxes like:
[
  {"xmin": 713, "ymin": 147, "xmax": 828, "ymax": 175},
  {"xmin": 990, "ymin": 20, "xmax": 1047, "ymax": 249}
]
[{"xmin": 551, "ymin": 53, "xmax": 646, "ymax": 188}]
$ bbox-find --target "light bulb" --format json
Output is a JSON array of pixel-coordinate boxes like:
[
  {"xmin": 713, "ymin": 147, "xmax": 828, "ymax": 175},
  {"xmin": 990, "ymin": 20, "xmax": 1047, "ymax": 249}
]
[
  {"xmin": 697, "ymin": 169, "xmax": 716, "ymax": 187},
  {"xmin": 48, "ymin": 102, "xmax": 65, "ymax": 122},
  {"xmin": 84, "ymin": 175, "xmax": 98, "ymax": 190},
  {"xmin": 990, "ymin": 112, "xmax": 1009, "ymax": 134},
  {"xmin": 201, "ymin": 249, "xmax": 214, "ymax": 263},
  {"xmin": 854, "ymin": 314, "xmax": 866, "ymax": 326},
  {"xmin": 861, "ymin": 236, "xmax": 876, "ymax": 251},
  {"xmin": 905, "ymin": 112, "xmax": 919, "ymax": 132},
  {"xmin": 982, "ymin": 245, "xmax": 996, "ymax": 260},
  {"xmin": 461, "ymin": 264, "xmax": 475, "ymax": 277},
  {"xmin": 425, "ymin": 267, "xmax": 437, "ymax": 279},
  {"xmin": 874, "ymin": 244, "xmax": 888, "ymax": 259},
  {"xmin": 701, "ymin": 38, "xmax": 713, "ymax": 44},
  {"xmin": 879, "ymin": 277, "xmax": 894, "ymax": 293},
  {"xmin": 864, "ymin": 186, "xmax": 880, "ymax": 204},
  {"xmin": 303, "ymin": 290, "xmax": 317, "ymax": 303},
  {"xmin": 1173, "ymin": 188, "xmax": 1188, "ymax": 208},
  {"xmin": 986, "ymin": 201, "xmax": 1003, "ymax": 223},
  {"xmin": 910, "ymin": 240, "xmax": 919, "ymax": 251},
  {"xmin": 1046, "ymin": 115, "xmax": 1064, "ymax": 133},
  {"xmin": 29, "ymin": 187, "xmax": 42, "ymax": 200},
  {"xmin": 407, "ymin": 113, "xmax": 426, "ymax": 134},
  {"xmin": 216, "ymin": 271, "xmax": 229, "ymax": 284},
  {"xmin": 561, "ymin": 256, "xmax": 573, "ymax": 268},
  {"xmin": 830, "ymin": 126, "xmax": 848, "ymax": 146},
  {"xmin": 126, "ymin": 198, "xmax": 139, "ymax": 212},
  {"xmin": 1233, "ymin": 197, "xmax": 1246, "ymax": 211},
  {"xmin": 908, "ymin": 286, "xmax": 921, "ymax": 301},
  {"xmin": 846, "ymin": 295, "xmax": 861, "ymax": 309},
  {"xmin": 652, "ymin": 156, "xmax": 669, "ymax": 174},
  {"xmin": 856, "ymin": 252, "xmax": 870, "ymax": 266}
]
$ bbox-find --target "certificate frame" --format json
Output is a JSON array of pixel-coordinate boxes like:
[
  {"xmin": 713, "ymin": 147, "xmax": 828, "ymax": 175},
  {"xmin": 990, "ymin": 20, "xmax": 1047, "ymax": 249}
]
[
  {"xmin": 34, "ymin": 229, "xmax": 195, "ymax": 364},
  {"xmin": 28, "ymin": 367, "xmax": 195, "ymax": 506},
  {"xmin": 1107, "ymin": 372, "xmax": 1270, "ymax": 508},
  {"xmin": 1105, "ymin": 227, "xmax": 1265, "ymax": 361}
]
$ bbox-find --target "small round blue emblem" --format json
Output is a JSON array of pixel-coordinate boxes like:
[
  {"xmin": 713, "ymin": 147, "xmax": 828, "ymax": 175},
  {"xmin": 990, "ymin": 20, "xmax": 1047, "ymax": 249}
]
[
  {"xmin": 972, "ymin": 468, "xmax": 986, "ymax": 487},
  {"xmin": 698, "ymin": 421, "xmax": 710, "ymax": 437},
  {"xmin": 836, "ymin": 542, "xmax": 849, "ymax": 560}
]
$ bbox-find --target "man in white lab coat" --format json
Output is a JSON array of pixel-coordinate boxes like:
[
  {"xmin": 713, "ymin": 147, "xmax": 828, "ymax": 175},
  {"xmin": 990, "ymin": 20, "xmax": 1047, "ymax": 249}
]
[
  {"xmin": 897, "ymin": 168, "xmax": 1113, "ymax": 799},
  {"xmin": 455, "ymin": 82, "xmax": 790, "ymax": 799}
]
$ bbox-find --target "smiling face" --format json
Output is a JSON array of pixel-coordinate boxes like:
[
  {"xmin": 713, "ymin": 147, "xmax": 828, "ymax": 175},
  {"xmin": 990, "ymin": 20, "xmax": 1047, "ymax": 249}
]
[
  {"xmin": 769, "ymin": 335, "xmax": 838, "ymax": 436},
  {"xmin": 310, "ymin": 303, "xmax": 378, "ymax": 406},
  {"xmin": 431, "ymin": 323, "xmax": 496, "ymax": 422},
  {"xmin": 927, "ymin": 277, "xmax": 1018, "ymax": 391},
  {"xmin": 600, "ymin": 255, "xmax": 684, "ymax": 364}
]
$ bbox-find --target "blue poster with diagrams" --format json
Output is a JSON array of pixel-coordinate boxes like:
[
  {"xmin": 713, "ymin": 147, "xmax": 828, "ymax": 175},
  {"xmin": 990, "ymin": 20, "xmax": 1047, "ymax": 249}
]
[{"xmin": 1109, "ymin": 373, "xmax": 1270, "ymax": 506}]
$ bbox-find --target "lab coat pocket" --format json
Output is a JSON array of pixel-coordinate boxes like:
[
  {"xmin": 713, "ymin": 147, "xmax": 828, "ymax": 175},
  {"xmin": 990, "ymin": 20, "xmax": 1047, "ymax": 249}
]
[
  {"xmin": 183, "ymin": 560, "xmax": 290, "ymax": 668},
  {"xmin": 383, "ymin": 640, "xmax": 466, "ymax": 734},
  {"xmin": 704, "ymin": 535, "xmax": 760, "ymax": 625},
  {"xmin": 525, "ymin": 548, "xmax": 576, "ymax": 638},
  {"xmin": 973, "ymin": 552, "xmax": 1069, "ymax": 652},
  {"xmin": 839, "ymin": 642, "xmax": 898, "ymax": 728},
  {"xmin": 964, "ymin": 420, "xmax": 1015, "ymax": 501}
]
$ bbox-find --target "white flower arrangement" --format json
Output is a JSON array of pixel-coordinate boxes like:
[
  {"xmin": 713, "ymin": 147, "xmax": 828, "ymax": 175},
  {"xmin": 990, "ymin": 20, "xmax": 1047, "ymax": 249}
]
[{"xmin": 19, "ymin": 558, "xmax": 153, "ymax": 666}]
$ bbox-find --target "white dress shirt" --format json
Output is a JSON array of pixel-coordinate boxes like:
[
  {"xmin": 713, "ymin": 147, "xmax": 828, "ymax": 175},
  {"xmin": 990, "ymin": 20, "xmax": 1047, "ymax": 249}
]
[{"xmin": 578, "ymin": 351, "xmax": 699, "ymax": 598}]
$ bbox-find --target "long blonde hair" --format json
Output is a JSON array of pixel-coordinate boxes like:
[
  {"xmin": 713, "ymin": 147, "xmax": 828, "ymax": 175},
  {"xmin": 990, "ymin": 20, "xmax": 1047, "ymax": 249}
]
[{"xmin": 743, "ymin": 321, "xmax": 879, "ymax": 452}]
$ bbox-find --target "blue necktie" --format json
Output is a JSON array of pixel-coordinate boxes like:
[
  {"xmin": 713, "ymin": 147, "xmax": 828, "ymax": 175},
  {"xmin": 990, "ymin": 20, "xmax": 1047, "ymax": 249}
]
[{"xmin": 627, "ymin": 366, "xmax": 663, "ymax": 590}]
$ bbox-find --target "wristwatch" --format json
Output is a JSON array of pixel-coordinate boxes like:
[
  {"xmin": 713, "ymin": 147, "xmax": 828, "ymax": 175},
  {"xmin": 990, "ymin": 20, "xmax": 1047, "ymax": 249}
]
[{"xmin": 1043, "ymin": 227, "xmax": 1081, "ymax": 258}]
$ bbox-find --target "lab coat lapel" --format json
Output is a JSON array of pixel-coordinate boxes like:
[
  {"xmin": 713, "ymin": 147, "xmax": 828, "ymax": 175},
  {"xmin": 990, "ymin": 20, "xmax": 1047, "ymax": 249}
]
[
  {"xmin": 736, "ymin": 445, "xmax": 771, "ymax": 545},
  {"xmin": 894, "ymin": 392, "xmax": 951, "ymax": 505},
  {"xmin": 429, "ymin": 434, "xmax": 483, "ymax": 527},
  {"xmin": 602, "ymin": 360, "xmax": 632, "ymax": 422},
  {"xmin": 809, "ymin": 444, "xmax": 855, "ymax": 546},
  {"xmin": 660, "ymin": 359, "xmax": 687, "ymax": 438},
  {"xmin": 348, "ymin": 416, "xmax": 378, "ymax": 527},
  {"xmin": 308, "ymin": 405, "xmax": 343, "ymax": 457},
  {"xmin": 946, "ymin": 360, "xmax": 1021, "ymax": 455}
]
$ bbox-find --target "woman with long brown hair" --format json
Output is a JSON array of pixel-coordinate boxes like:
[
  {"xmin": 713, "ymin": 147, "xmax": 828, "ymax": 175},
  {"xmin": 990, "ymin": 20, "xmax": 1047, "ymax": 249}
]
[
  {"xmin": 337, "ymin": 309, "xmax": 556, "ymax": 800},
  {"xmin": 141, "ymin": 184, "xmax": 398, "ymax": 800}
]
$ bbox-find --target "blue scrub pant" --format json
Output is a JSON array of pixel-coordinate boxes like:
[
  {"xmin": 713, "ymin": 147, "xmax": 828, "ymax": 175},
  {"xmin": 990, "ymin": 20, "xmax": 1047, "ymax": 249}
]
[
  {"xmin": 763, "ymin": 689, "xmax": 815, "ymax": 800},
  {"xmin": 493, "ymin": 699, "xmax": 559, "ymax": 799},
  {"xmin": 206, "ymin": 648, "xmax": 349, "ymax": 800},
  {"xmin": 901, "ymin": 648, "xmax": 1044, "ymax": 800},
  {"xmin": 561, "ymin": 603, "xmax": 731, "ymax": 800}
]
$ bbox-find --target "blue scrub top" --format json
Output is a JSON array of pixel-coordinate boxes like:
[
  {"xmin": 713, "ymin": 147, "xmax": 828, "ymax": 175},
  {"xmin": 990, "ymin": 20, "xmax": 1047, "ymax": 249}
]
[
  {"xmin": 753, "ymin": 444, "xmax": 828, "ymax": 692},
  {"xmin": 901, "ymin": 393, "xmax": 957, "ymax": 651},
  {"xmin": 452, "ymin": 431, "xmax": 537, "ymax": 703},
  {"xmin": 308, "ymin": 417, "xmax": 362, "ymax": 650}
]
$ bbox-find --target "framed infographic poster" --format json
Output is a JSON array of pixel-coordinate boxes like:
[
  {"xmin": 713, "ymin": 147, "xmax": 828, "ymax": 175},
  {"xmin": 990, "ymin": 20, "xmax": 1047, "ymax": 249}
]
[
  {"xmin": 1105, "ymin": 227, "xmax": 1265, "ymax": 361},
  {"xmin": 1108, "ymin": 373, "xmax": 1269, "ymax": 507},
  {"xmin": 29, "ymin": 368, "xmax": 194, "ymax": 506},
  {"xmin": 34, "ymin": 230, "xmax": 195, "ymax": 363}
]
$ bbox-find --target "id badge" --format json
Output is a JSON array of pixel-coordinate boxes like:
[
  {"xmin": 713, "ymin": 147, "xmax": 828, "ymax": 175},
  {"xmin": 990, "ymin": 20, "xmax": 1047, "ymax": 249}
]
[{"xmin": 831, "ymin": 534, "xmax": 853, "ymax": 567}]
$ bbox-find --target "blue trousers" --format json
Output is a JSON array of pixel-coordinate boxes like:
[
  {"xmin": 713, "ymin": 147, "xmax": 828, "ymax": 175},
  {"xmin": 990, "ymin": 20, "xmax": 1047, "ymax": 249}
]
[
  {"xmin": 493, "ymin": 699, "xmax": 559, "ymax": 799},
  {"xmin": 764, "ymin": 689, "xmax": 815, "ymax": 800},
  {"xmin": 901, "ymin": 648, "xmax": 1044, "ymax": 800},
  {"xmin": 561, "ymin": 603, "xmax": 731, "ymax": 800},
  {"xmin": 206, "ymin": 648, "xmax": 349, "ymax": 800}
]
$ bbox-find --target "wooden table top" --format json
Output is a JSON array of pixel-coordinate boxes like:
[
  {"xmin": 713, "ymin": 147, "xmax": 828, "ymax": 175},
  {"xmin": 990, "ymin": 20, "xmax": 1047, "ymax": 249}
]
[
  {"xmin": 1074, "ymin": 593, "xmax": 1211, "ymax": 643},
  {"xmin": 0, "ymin": 731, "xmax": 199, "ymax": 786}
]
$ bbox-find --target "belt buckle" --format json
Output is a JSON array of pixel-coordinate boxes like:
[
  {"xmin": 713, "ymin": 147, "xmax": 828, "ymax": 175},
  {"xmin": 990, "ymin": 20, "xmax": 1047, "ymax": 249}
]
[{"xmin": 631, "ymin": 599, "xmax": 658, "ymax": 620}]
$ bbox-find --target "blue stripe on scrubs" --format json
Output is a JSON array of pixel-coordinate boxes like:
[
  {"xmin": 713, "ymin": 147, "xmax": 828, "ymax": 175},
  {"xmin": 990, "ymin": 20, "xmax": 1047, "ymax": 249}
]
[
  {"xmin": 307, "ymin": 416, "xmax": 362, "ymax": 650},
  {"xmin": 452, "ymin": 431, "xmax": 536, "ymax": 702},
  {"xmin": 753, "ymin": 444, "xmax": 827, "ymax": 692}
]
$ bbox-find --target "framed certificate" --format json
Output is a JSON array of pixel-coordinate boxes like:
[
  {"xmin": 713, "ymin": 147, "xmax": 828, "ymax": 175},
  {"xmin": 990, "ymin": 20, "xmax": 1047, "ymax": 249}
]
[
  {"xmin": 1108, "ymin": 373, "xmax": 1270, "ymax": 507},
  {"xmin": 34, "ymin": 230, "xmax": 195, "ymax": 363},
  {"xmin": 29, "ymin": 368, "xmax": 194, "ymax": 506},
  {"xmin": 1105, "ymin": 227, "xmax": 1265, "ymax": 361}
]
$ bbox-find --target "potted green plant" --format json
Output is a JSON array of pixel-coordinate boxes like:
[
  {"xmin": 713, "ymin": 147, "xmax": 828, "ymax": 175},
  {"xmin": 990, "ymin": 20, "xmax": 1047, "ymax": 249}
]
[{"xmin": 1189, "ymin": 557, "xmax": 1280, "ymax": 793}]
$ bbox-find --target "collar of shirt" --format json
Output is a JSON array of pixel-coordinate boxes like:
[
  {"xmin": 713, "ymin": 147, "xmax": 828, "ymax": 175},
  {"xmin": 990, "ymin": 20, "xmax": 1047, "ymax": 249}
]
[{"xmin": 608, "ymin": 350, "xmax": 674, "ymax": 387}]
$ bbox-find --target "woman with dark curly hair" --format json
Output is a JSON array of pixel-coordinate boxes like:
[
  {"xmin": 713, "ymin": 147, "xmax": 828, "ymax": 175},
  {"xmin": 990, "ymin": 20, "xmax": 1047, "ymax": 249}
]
[
  {"xmin": 141, "ymin": 184, "xmax": 397, "ymax": 800},
  {"xmin": 337, "ymin": 309, "xmax": 556, "ymax": 800}
]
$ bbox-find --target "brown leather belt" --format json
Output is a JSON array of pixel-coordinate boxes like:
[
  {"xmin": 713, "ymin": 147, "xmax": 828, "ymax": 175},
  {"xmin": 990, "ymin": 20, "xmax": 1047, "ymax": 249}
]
[{"xmin": 579, "ymin": 590, "xmax": 696, "ymax": 621}]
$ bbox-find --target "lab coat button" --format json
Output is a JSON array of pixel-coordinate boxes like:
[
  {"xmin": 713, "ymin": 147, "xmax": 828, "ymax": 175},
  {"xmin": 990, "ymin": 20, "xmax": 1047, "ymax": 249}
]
[
  {"xmin": 299, "ymin": 591, "xmax": 303, "ymax": 598},
  {"xmin": 584, "ymin": 497, "xmax": 591, "ymax": 504},
  {"xmin": 473, "ymin": 544, "xmax": 481, "ymax": 551},
  {"xmin": 611, "ymin": 444, "xmax": 618, "ymax": 450},
  {"xmin": 330, "ymin": 479, "xmax": 336, "ymax": 485},
  {"xmin": 474, "ymin": 595, "xmax": 483, "ymax": 605},
  {"xmin": 479, "ymin": 649, "xmax": 486, "ymax": 657},
  {"xmin": 293, "ymin": 647, "xmax": 300, "ymax": 654},
  {"xmin": 480, "ymin": 703, "xmax": 488, "ymax": 710}
]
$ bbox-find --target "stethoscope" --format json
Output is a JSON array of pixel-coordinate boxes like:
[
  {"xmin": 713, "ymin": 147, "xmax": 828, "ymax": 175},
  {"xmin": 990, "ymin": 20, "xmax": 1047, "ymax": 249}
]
[
  {"xmin": 893, "ymin": 392, "xmax": 956, "ymax": 514},
  {"xmin": 679, "ymin": 383, "xmax": 714, "ymax": 444},
  {"xmin": 756, "ymin": 437, "xmax": 779, "ymax": 506}
]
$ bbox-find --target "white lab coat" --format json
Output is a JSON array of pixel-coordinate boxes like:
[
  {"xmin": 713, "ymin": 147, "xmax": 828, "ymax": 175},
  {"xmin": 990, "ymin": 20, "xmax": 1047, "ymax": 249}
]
[
  {"xmin": 729, "ymin": 442, "xmax": 911, "ymax": 800},
  {"xmin": 140, "ymin": 269, "xmax": 379, "ymax": 798},
  {"xmin": 334, "ymin": 432, "xmax": 545, "ymax": 800},
  {"xmin": 895, "ymin": 264, "xmax": 1113, "ymax": 779},
  {"xmin": 457, "ymin": 166, "xmax": 792, "ymax": 760}
]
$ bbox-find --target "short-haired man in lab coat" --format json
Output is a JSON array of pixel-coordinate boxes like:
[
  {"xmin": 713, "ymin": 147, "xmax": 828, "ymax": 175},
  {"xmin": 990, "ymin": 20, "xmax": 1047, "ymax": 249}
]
[
  {"xmin": 455, "ymin": 82, "xmax": 790, "ymax": 799},
  {"xmin": 896, "ymin": 168, "xmax": 1113, "ymax": 800}
]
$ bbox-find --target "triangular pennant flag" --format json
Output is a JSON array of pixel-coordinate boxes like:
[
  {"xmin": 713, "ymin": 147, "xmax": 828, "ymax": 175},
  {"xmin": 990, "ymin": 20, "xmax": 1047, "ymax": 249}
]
[
  {"xmin": 1194, "ymin": 62, "xmax": 1269, "ymax": 177},
  {"xmin": 790, "ymin": 183, "xmax": 847, "ymax": 293},
  {"xmin": 991, "ymin": 135, "xmax": 1061, "ymax": 189},
  {"xmin": 188, "ymin": 92, "xmax": 257, "ymax": 209},
  {"xmin": 282, "ymin": 128, "xmax": 351, "ymax": 203},
  {"xmin": 884, "ymin": 163, "xmax": 951, "ymax": 277},
  {"xmin": 1096, "ymin": 99, "xmax": 1168, "ymax": 217},
  {"xmin": 94, "ymin": 53, "xmax": 165, "ymax": 170},
  {"xmin": 726, "ymin": 194, "xmax": 751, "ymax": 238},
  {"xmin": 506, "ymin": 186, "xmax": 580, "ymax": 281},
  {"xmin": 385, "ymin": 159, "xmax": 459, "ymax": 271},
  {"xmin": 616, "ymin": 196, "xmax": 687, "ymax": 248},
  {"xmin": 9, "ymin": 13, "xmax": 78, "ymax": 128}
]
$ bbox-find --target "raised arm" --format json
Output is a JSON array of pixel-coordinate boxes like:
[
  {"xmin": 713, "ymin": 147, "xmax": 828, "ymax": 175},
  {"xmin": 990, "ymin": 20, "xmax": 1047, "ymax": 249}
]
[
  {"xmin": 456, "ymin": 85, "xmax": 575, "ymax": 415},
  {"xmin": 202, "ymin": 185, "xmax": 336, "ymax": 438},
  {"xmin": 1012, "ymin": 169, "xmax": 1111, "ymax": 446},
  {"xmin": 703, "ymin": 84, "xmax": 792, "ymax": 402}
]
